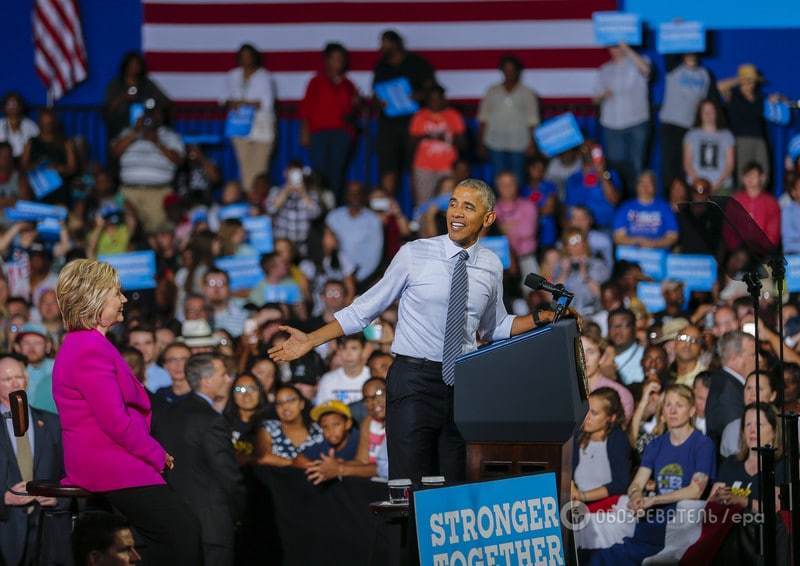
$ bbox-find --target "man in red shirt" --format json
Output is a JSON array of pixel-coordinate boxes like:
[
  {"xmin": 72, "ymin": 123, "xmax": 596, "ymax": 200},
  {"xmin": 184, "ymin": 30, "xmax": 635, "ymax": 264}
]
[
  {"xmin": 299, "ymin": 43, "xmax": 358, "ymax": 203},
  {"xmin": 732, "ymin": 161, "xmax": 781, "ymax": 246}
]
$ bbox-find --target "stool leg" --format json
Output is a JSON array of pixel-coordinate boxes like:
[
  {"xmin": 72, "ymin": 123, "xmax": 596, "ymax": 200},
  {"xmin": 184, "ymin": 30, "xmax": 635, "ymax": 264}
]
[{"xmin": 34, "ymin": 507, "xmax": 46, "ymax": 566}]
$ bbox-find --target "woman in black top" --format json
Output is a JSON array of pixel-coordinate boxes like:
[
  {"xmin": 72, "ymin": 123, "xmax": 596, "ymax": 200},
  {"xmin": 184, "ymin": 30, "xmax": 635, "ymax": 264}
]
[
  {"xmin": 710, "ymin": 402, "xmax": 784, "ymax": 512},
  {"xmin": 21, "ymin": 109, "xmax": 76, "ymax": 204}
]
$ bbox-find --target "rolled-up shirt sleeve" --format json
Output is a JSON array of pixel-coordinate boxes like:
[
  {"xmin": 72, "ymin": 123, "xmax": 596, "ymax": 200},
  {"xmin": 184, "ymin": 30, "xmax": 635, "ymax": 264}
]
[
  {"xmin": 478, "ymin": 270, "xmax": 514, "ymax": 342},
  {"xmin": 334, "ymin": 244, "xmax": 411, "ymax": 335}
]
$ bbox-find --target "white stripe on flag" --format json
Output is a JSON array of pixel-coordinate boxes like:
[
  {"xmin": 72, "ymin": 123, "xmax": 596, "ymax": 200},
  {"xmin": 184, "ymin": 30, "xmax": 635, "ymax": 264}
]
[
  {"xmin": 143, "ymin": 20, "xmax": 597, "ymax": 52},
  {"xmin": 149, "ymin": 68, "xmax": 599, "ymax": 101}
]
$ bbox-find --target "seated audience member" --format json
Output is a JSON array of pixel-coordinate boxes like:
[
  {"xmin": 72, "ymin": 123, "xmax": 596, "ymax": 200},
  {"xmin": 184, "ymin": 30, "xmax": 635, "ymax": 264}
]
[
  {"xmin": 14, "ymin": 322, "xmax": 56, "ymax": 413},
  {"xmin": 642, "ymin": 343, "xmax": 671, "ymax": 386},
  {"xmin": 712, "ymin": 304, "xmax": 739, "ymax": 339},
  {"xmin": 315, "ymin": 334, "xmax": 371, "ymax": 406},
  {"xmin": 120, "ymin": 346, "xmax": 146, "ymax": 385},
  {"xmin": 256, "ymin": 384, "xmax": 323, "ymax": 466},
  {"xmin": 581, "ymin": 334, "xmax": 634, "ymax": 422},
  {"xmin": 629, "ymin": 379, "xmax": 664, "ymax": 454},
  {"xmin": 693, "ymin": 371, "xmax": 711, "ymax": 435},
  {"xmin": 34, "ymin": 289, "xmax": 65, "ymax": 347},
  {"xmin": 720, "ymin": 370, "xmax": 777, "ymax": 458},
  {"xmin": 571, "ymin": 388, "xmax": 631, "ymax": 503},
  {"xmin": 652, "ymin": 280, "xmax": 688, "ymax": 327},
  {"xmin": 128, "ymin": 326, "xmax": 171, "ymax": 393},
  {"xmin": 409, "ymin": 84, "xmax": 465, "ymax": 205},
  {"xmin": 523, "ymin": 156, "xmax": 558, "ymax": 248},
  {"xmin": 203, "ymin": 268, "xmax": 248, "ymax": 338},
  {"xmin": 266, "ymin": 161, "xmax": 322, "ymax": 251},
  {"xmin": 591, "ymin": 385, "xmax": 715, "ymax": 564},
  {"xmin": 72, "ymin": 511, "xmax": 140, "ymax": 566},
  {"xmin": 711, "ymin": 403, "xmax": 784, "ymax": 513},
  {"xmin": 608, "ymin": 308, "xmax": 645, "ymax": 385},
  {"xmin": 0, "ymin": 142, "xmax": 22, "ymax": 228},
  {"xmin": 783, "ymin": 362, "xmax": 800, "ymax": 413},
  {"xmin": 325, "ymin": 181, "xmax": 383, "ymax": 284},
  {"xmin": 672, "ymin": 324, "xmax": 707, "ymax": 387},
  {"xmin": 706, "ymin": 331, "xmax": 757, "ymax": 448},
  {"xmin": 590, "ymin": 281, "xmax": 623, "ymax": 337},
  {"xmin": 494, "ymin": 170, "xmax": 538, "ymax": 279},
  {"xmin": 564, "ymin": 143, "xmax": 621, "ymax": 231},
  {"xmin": 110, "ymin": 105, "xmax": 184, "ymax": 232},
  {"xmin": 248, "ymin": 253, "xmax": 304, "ymax": 320},
  {"xmin": 224, "ymin": 373, "xmax": 273, "ymax": 465},
  {"xmin": 731, "ymin": 161, "xmax": 781, "ymax": 247},
  {"xmin": 612, "ymin": 171, "xmax": 679, "ymax": 250},
  {"xmin": 1, "ymin": 353, "xmax": 67, "ymax": 565},
  {"xmin": 156, "ymin": 342, "xmax": 192, "ymax": 404},
  {"xmin": 367, "ymin": 351, "xmax": 394, "ymax": 380},
  {"xmin": 21, "ymin": 109, "xmax": 77, "ymax": 201},
  {"xmin": 682, "ymin": 99, "xmax": 735, "ymax": 194},
  {"xmin": 567, "ymin": 206, "xmax": 613, "ymax": 271},
  {"xmin": 0, "ymin": 92, "xmax": 39, "ymax": 158},
  {"xmin": 151, "ymin": 353, "xmax": 244, "ymax": 566},
  {"xmin": 781, "ymin": 175, "xmax": 800, "ymax": 254},
  {"xmin": 299, "ymin": 224, "xmax": 356, "ymax": 318},
  {"xmin": 301, "ymin": 400, "xmax": 361, "ymax": 484},
  {"xmin": 552, "ymin": 228, "xmax": 608, "ymax": 315}
]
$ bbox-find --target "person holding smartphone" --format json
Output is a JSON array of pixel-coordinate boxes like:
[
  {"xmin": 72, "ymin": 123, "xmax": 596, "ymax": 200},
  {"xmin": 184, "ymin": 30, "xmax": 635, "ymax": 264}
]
[
  {"xmin": 266, "ymin": 161, "xmax": 322, "ymax": 254},
  {"xmin": 564, "ymin": 142, "xmax": 622, "ymax": 231}
]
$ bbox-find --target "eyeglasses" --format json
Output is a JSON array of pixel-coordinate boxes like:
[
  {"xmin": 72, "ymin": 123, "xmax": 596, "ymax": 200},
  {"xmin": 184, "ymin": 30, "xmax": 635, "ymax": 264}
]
[
  {"xmin": 364, "ymin": 389, "xmax": 386, "ymax": 402},
  {"xmin": 164, "ymin": 356, "xmax": 190, "ymax": 364},
  {"xmin": 676, "ymin": 334, "xmax": 701, "ymax": 345},
  {"xmin": 275, "ymin": 396, "xmax": 300, "ymax": 406},
  {"xmin": 233, "ymin": 385, "xmax": 259, "ymax": 394},
  {"xmin": 206, "ymin": 279, "xmax": 227, "ymax": 287}
]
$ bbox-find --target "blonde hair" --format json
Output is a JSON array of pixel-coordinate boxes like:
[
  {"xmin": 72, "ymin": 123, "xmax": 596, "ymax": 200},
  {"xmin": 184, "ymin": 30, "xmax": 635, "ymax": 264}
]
[
  {"xmin": 663, "ymin": 384, "xmax": 696, "ymax": 429},
  {"xmin": 56, "ymin": 259, "xmax": 120, "ymax": 331}
]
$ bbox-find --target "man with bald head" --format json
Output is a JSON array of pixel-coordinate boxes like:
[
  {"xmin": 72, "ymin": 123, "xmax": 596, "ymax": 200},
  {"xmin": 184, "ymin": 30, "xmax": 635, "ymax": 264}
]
[
  {"xmin": 0, "ymin": 353, "xmax": 67, "ymax": 564},
  {"xmin": 673, "ymin": 324, "xmax": 707, "ymax": 387}
]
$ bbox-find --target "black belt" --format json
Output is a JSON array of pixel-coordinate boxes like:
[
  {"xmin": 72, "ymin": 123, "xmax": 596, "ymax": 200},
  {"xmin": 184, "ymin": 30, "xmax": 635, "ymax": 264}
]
[{"xmin": 395, "ymin": 354, "xmax": 443, "ymax": 371}]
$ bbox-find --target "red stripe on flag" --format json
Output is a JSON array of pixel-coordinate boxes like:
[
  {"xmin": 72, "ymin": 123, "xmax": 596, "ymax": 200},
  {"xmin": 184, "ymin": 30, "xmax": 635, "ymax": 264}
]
[
  {"xmin": 47, "ymin": 0, "xmax": 88, "ymax": 69},
  {"xmin": 143, "ymin": 0, "xmax": 617, "ymax": 24},
  {"xmin": 145, "ymin": 48, "xmax": 608, "ymax": 73},
  {"xmin": 34, "ymin": 4, "xmax": 73, "ymax": 77},
  {"xmin": 33, "ymin": 36, "xmax": 68, "ymax": 94}
]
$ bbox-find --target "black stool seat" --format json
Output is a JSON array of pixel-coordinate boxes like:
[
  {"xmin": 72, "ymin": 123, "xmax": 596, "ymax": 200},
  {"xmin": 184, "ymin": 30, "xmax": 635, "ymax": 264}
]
[{"xmin": 26, "ymin": 480, "xmax": 90, "ymax": 499}]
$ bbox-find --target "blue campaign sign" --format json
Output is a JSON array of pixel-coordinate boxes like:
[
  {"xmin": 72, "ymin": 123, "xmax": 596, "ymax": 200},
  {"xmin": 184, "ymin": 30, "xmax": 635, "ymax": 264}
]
[
  {"xmin": 535, "ymin": 113, "xmax": 584, "ymax": 158},
  {"xmin": 224, "ymin": 106, "xmax": 255, "ymax": 138},
  {"xmin": 666, "ymin": 254, "xmax": 717, "ymax": 291},
  {"xmin": 788, "ymin": 134, "xmax": 800, "ymax": 162},
  {"xmin": 243, "ymin": 215, "xmax": 274, "ymax": 254},
  {"xmin": 36, "ymin": 217, "xmax": 61, "ymax": 241},
  {"xmin": 637, "ymin": 281, "xmax": 666, "ymax": 313},
  {"xmin": 656, "ymin": 21, "xmax": 706, "ymax": 54},
  {"xmin": 6, "ymin": 201, "xmax": 67, "ymax": 222},
  {"xmin": 616, "ymin": 246, "xmax": 666, "ymax": 280},
  {"xmin": 215, "ymin": 255, "xmax": 262, "ymax": 292},
  {"xmin": 99, "ymin": 251, "xmax": 157, "ymax": 291},
  {"xmin": 263, "ymin": 282, "xmax": 302, "ymax": 305},
  {"xmin": 27, "ymin": 167, "xmax": 63, "ymax": 200},
  {"xmin": 592, "ymin": 12, "xmax": 642, "ymax": 46},
  {"xmin": 374, "ymin": 77, "xmax": 419, "ymax": 118},
  {"xmin": 414, "ymin": 473, "xmax": 565, "ymax": 566},
  {"xmin": 183, "ymin": 133, "xmax": 223, "ymax": 146},
  {"xmin": 787, "ymin": 255, "xmax": 800, "ymax": 292},
  {"xmin": 764, "ymin": 100, "xmax": 791, "ymax": 126},
  {"xmin": 481, "ymin": 236, "xmax": 511, "ymax": 269},
  {"xmin": 218, "ymin": 203, "xmax": 251, "ymax": 221}
]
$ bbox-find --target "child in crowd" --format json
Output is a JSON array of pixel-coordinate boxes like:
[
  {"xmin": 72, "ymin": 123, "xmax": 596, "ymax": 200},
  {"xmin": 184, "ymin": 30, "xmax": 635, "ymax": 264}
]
[
  {"xmin": 315, "ymin": 334, "xmax": 370, "ymax": 406},
  {"xmin": 302, "ymin": 400, "xmax": 359, "ymax": 462},
  {"xmin": 571, "ymin": 387, "xmax": 631, "ymax": 504}
]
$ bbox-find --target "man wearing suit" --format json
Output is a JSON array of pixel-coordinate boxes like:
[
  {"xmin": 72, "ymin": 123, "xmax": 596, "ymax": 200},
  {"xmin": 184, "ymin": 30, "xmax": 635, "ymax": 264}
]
[
  {"xmin": 152, "ymin": 353, "xmax": 244, "ymax": 566},
  {"xmin": 705, "ymin": 330, "xmax": 757, "ymax": 450},
  {"xmin": 0, "ymin": 353, "xmax": 68, "ymax": 565}
]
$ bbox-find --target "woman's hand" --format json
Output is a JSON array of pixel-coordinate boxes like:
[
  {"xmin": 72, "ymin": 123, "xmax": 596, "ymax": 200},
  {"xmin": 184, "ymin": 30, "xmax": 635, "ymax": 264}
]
[
  {"xmin": 627, "ymin": 490, "xmax": 644, "ymax": 513},
  {"xmin": 165, "ymin": 453, "xmax": 175, "ymax": 471}
]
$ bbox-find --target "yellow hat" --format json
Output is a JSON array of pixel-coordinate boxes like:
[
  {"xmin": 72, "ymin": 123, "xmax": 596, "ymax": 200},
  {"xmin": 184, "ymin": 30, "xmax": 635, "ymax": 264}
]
[
  {"xmin": 310, "ymin": 399, "xmax": 352, "ymax": 422},
  {"xmin": 737, "ymin": 64, "xmax": 760, "ymax": 82}
]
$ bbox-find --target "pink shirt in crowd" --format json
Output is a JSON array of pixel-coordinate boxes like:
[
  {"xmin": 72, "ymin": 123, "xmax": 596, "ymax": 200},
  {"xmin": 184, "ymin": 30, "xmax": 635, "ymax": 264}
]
[
  {"xmin": 494, "ymin": 198, "xmax": 538, "ymax": 257},
  {"xmin": 732, "ymin": 190, "xmax": 781, "ymax": 247},
  {"xmin": 53, "ymin": 329, "xmax": 167, "ymax": 492}
]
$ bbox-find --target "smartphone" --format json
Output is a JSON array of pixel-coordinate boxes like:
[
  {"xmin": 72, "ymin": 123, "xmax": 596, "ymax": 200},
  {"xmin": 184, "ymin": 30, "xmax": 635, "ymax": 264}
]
[
  {"xmin": 287, "ymin": 169, "xmax": 304, "ymax": 187},
  {"xmin": 370, "ymin": 197, "xmax": 391, "ymax": 212},
  {"xmin": 244, "ymin": 318, "xmax": 258, "ymax": 344},
  {"xmin": 363, "ymin": 321, "xmax": 383, "ymax": 341},
  {"xmin": 742, "ymin": 322, "xmax": 756, "ymax": 337},
  {"xmin": 591, "ymin": 145, "xmax": 604, "ymax": 166}
]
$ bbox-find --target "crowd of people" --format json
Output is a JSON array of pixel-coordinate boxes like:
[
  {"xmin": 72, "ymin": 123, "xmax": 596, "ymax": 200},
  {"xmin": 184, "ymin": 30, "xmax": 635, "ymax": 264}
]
[{"xmin": 0, "ymin": 27, "xmax": 799, "ymax": 565}]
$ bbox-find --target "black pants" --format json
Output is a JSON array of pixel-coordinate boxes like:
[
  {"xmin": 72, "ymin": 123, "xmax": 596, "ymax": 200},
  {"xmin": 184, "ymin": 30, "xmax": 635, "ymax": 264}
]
[
  {"xmin": 660, "ymin": 122, "xmax": 688, "ymax": 189},
  {"xmin": 103, "ymin": 485, "xmax": 201, "ymax": 566},
  {"xmin": 376, "ymin": 116, "xmax": 413, "ymax": 180},
  {"xmin": 385, "ymin": 357, "xmax": 466, "ymax": 483}
]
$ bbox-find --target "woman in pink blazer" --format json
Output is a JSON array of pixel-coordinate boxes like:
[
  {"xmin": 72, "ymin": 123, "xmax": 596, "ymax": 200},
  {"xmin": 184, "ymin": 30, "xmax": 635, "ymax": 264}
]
[{"xmin": 53, "ymin": 259, "xmax": 200, "ymax": 563}]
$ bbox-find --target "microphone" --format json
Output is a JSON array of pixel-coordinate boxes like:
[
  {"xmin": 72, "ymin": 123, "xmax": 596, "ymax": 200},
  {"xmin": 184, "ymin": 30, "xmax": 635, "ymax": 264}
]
[
  {"xmin": 6, "ymin": 390, "xmax": 29, "ymax": 437},
  {"xmin": 524, "ymin": 273, "xmax": 573, "ymax": 298}
]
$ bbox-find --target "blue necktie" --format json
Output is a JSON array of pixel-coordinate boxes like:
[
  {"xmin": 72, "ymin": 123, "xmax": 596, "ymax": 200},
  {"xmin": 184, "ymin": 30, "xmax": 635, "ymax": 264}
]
[{"xmin": 442, "ymin": 250, "xmax": 469, "ymax": 385}]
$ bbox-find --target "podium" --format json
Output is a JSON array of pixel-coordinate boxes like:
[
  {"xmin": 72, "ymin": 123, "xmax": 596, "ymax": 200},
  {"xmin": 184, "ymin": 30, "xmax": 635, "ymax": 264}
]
[{"xmin": 453, "ymin": 319, "xmax": 588, "ymax": 504}]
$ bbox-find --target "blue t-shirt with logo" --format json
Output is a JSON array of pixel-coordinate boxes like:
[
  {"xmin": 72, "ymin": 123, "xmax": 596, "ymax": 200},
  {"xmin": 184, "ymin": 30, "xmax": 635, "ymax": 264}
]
[
  {"xmin": 613, "ymin": 198, "xmax": 678, "ymax": 241},
  {"xmin": 641, "ymin": 429, "xmax": 715, "ymax": 495},
  {"xmin": 564, "ymin": 170, "xmax": 621, "ymax": 230},
  {"xmin": 523, "ymin": 180, "xmax": 559, "ymax": 247}
]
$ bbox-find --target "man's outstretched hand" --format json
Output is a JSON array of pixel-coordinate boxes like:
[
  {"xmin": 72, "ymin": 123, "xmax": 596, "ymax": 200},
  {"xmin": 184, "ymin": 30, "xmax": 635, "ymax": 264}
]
[{"xmin": 268, "ymin": 325, "xmax": 314, "ymax": 362}]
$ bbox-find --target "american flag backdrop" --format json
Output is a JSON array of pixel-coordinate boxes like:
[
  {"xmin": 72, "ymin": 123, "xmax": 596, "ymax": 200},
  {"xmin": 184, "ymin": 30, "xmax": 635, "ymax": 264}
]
[
  {"xmin": 33, "ymin": 0, "xmax": 88, "ymax": 101},
  {"xmin": 142, "ymin": 0, "xmax": 615, "ymax": 104}
]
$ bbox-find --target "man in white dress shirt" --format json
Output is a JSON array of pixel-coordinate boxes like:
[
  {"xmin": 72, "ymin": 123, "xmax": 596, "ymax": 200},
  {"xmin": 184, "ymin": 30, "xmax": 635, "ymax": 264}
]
[{"xmin": 270, "ymin": 179, "xmax": 552, "ymax": 482}]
